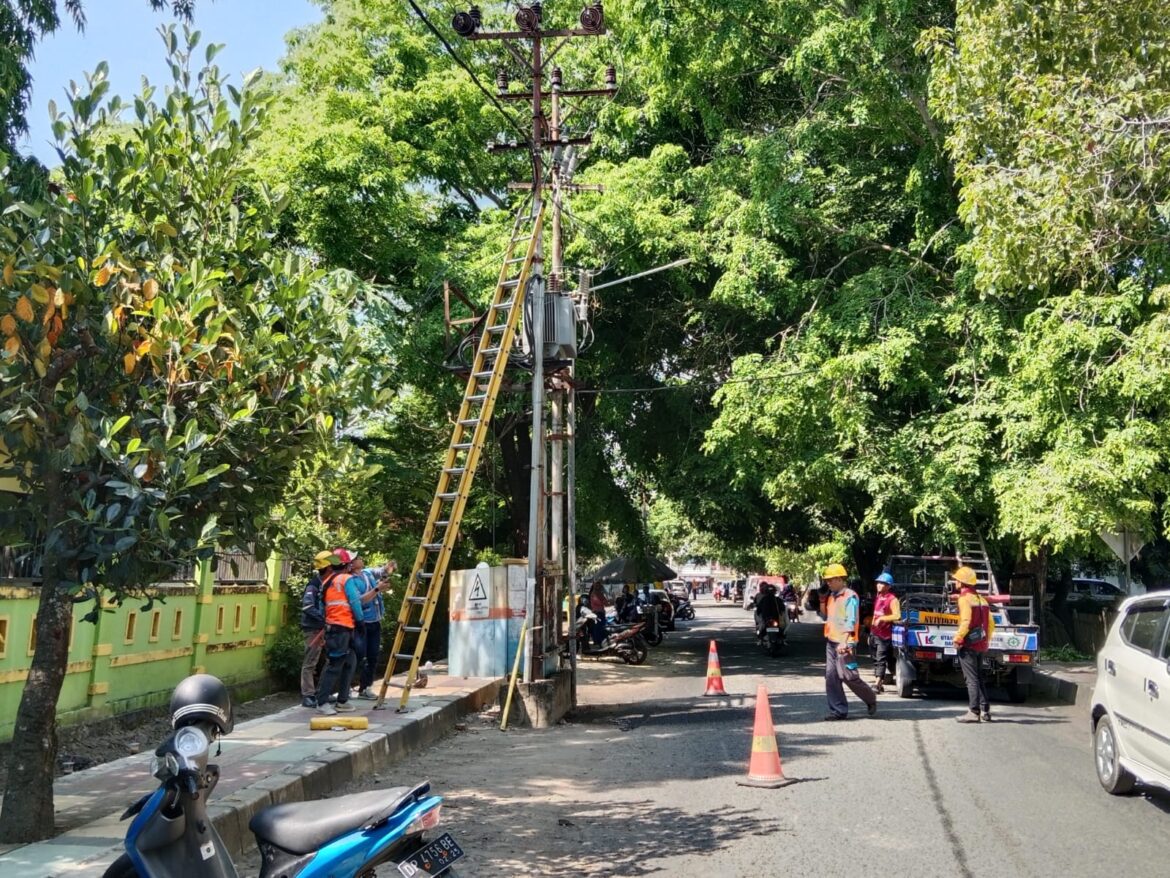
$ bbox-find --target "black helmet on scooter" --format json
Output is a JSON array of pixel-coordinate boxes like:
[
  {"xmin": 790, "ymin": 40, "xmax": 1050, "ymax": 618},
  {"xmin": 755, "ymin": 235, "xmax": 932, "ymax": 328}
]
[{"xmin": 170, "ymin": 674, "xmax": 234, "ymax": 735}]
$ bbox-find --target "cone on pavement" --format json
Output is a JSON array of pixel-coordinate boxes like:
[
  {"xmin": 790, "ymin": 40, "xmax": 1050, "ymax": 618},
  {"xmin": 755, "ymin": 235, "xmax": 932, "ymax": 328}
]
[
  {"xmin": 737, "ymin": 684, "xmax": 795, "ymax": 788},
  {"xmin": 703, "ymin": 639, "xmax": 728, "ymax": 696}
]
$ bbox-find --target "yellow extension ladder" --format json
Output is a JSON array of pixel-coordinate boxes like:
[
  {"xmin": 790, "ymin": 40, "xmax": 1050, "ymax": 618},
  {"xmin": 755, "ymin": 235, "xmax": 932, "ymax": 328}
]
[{"xmin": 375, "ymin": 200, "xmax": 544, "ymax": 711}]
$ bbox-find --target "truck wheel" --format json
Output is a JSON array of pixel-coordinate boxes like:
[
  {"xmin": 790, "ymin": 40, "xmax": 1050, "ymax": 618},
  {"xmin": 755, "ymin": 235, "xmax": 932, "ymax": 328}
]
[
  {"xmin": 1094, "ymin": 714, "xmax": 1136, "ymax": 795},
  {"xmin": 896, "ymin": 655, "xmax": 915, "ymax": 698},
  {"xmin": 1006, "ymin": 669, "xmax": 1032, "ymax": 703}
]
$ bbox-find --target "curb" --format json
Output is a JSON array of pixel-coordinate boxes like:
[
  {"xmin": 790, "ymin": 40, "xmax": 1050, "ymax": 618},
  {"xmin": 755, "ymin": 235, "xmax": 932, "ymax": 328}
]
[
  {"xmin": 36, "ymin": 679, "xmax": 501, "ymax": 878},
  {"xmin": 1032, "ymin": 667, "xmax": 1091, "ymax": 707}
]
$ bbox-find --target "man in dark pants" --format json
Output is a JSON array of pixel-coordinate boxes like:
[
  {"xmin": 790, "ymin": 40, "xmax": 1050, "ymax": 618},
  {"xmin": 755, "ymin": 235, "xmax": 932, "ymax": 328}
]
[
  {"xmin": 352, "ymin": 554, "xmax": 396, "ymax": 699},
  {"xmin": 315, "ymin": 551, "xmax": 365, "ymax": 716},
  {"xmin": 822, "ymin": 564, "xmax": 877, "ymax": 721},
  {"xmin": 952, "ymin": 566, "xmax": 995, "ymax": 723},
  {"xmin": 869, "ymin": 572, "xmax": 901, "ymax": 693},
  {"xmin": 298, "ymin": 550, "xmax": 334, "ymax": 707}
]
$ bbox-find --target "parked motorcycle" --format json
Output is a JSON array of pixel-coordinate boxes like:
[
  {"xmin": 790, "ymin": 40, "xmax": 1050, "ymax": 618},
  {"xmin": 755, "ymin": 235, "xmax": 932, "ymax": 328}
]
[
  {"xmin": 674, "ymin": 597, "xmax": 696, "ymax": 621},
  {"xmin": 573, "ymin": 610, "xmax": 642, "ymax": 664},
  {"xmin": 103, "ymin": 674, "xmax": 462, "ymax": 878}
]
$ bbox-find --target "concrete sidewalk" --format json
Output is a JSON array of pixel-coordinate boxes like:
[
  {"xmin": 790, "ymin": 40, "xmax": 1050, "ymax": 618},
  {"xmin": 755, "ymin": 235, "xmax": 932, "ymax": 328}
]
[{"xmin": 0, "ymin": 675, "xmax": 501, "ymax": 878}]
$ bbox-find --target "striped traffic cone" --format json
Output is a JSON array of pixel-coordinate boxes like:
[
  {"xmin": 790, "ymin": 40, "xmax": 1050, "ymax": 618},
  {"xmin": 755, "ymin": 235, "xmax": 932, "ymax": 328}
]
[
  {"xmin": 703, "ymin": 640, "xmax": 728, "ymax": 696},
  {"xmin": 737, "ymin": 684, "xmax": 795, "ymax": 788}
]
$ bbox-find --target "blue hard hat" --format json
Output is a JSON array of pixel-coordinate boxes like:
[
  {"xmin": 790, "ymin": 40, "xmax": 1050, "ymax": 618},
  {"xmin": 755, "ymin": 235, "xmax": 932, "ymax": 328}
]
[{"xmin": 875, "ymin": 572, "xmax": 895, "ymax": 586}]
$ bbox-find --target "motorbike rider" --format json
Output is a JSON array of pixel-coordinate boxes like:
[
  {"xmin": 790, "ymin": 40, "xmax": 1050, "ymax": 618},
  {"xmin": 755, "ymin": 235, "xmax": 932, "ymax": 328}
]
[
  {"xmin": 869, "ymin": 572, "xmax": 901, "ymax": 693},
  {"xmin": 752, "ymin": 582, "xmax": 784, "ymax": 640},
  {"xmin": 779, "ymin": 576, "xmax": 797, "ymax": 604},
  {"xmin": 588, "ymin": 582, "xmax": 609, "ymax": 647}
]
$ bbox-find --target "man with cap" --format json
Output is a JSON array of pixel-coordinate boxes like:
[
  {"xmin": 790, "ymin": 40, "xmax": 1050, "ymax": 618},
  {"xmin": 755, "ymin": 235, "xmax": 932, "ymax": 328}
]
[
  {"xmin": 822, "ymin": 563, "xmax": 878, "ymax": 720},
  {"xmin": 315, "ymin": 549, "xmax": 366, "ymax": 715},
  {"xmin": 869, "ymin": 572, "xmax": 901, "ymax": 693},
  {"xmin": 298, "ymin": 550, "xmax": 334, "ymax": 707},
  {"xmin": 952, "ymin": 565, "xmax": 995, "ymax": 723}
]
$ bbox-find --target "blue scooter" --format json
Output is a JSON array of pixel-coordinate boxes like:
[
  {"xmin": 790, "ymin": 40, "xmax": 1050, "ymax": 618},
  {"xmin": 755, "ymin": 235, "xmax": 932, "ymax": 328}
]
[{"xmin": 103, "ymin": 714, "xmax": 462, "ymax": 877}]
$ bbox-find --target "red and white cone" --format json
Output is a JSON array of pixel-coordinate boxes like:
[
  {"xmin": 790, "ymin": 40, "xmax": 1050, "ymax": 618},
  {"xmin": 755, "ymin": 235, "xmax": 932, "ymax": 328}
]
[
  {"xmin": 703, "ymin": 639, "xmax": 728, "ymax": 696},
  {"xmin": 737, "ymin": 684, "xmax": 795, "ymax": 788}
]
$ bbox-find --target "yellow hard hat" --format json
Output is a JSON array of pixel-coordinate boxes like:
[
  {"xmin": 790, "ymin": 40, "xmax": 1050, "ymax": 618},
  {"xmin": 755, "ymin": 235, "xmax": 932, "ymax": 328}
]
[
  {"xmin": 951, "ymin": 566, "xmax": 978, "ymax": 586},
  {"xmin": 313, "ymin": 549, "xmax": 338, "ymax": 571},
  {"xmin": 823, "ymin": 563, "xmax": 848, "ymax": 580}
]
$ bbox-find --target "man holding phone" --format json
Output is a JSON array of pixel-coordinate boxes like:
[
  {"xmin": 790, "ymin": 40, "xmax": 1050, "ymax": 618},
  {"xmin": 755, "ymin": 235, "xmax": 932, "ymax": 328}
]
[
  {"xmin": 351, "ymin": 554, "xmax": 398, "ymax": 700},
  {"xmin": 821, "ymin": 564, "xmax": 878, "ymax": 721}
]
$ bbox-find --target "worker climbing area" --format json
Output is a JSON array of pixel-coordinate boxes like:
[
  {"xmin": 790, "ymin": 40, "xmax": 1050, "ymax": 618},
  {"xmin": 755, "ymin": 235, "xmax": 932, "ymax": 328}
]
[{"xmin": 376, "ymin": 3, "xmax": 615, "ymax": 720}]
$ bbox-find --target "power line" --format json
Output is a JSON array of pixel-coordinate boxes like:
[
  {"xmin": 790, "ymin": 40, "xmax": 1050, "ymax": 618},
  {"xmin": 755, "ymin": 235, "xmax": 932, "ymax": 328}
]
[
  {"xmin": 575, "ymin": 367, "xmax": 824, "ymax": 396},
  {"xmin": 403, "ymin": 0, "xmax": 532, "ymax": 151}
]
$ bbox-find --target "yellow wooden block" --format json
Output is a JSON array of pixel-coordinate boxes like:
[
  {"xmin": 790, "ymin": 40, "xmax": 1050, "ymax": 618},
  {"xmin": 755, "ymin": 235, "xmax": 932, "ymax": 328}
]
[{"xmin": 309, "ymin": 716, "xmax": 369, "ymax": 731}]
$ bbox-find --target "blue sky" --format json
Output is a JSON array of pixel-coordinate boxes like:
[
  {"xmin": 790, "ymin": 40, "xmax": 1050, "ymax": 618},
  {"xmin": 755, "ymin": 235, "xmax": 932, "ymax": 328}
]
[{"xmin": 19, "ymin": 0, "xmax": 323, "ymax": 164}]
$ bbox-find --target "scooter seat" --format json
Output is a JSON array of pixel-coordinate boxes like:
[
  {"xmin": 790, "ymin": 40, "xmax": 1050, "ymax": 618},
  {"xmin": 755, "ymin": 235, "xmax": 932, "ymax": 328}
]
[{"xmin": 249, "ymin": 784, "xmax": 426, "ymax": 854}]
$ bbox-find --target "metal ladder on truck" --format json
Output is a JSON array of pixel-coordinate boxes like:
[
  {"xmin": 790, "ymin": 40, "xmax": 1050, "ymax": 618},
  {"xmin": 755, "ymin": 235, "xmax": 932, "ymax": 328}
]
[
  {"xmin": 957, "ymin": 531, "xmax": 1037, "ymax": 626},
  {"xmin": 374, "ymin": 200, "xmax": 545, "ymax": 711},
  {"xmin": 957, "ymin": 532, "xmax": 998, "ymax": 593}
]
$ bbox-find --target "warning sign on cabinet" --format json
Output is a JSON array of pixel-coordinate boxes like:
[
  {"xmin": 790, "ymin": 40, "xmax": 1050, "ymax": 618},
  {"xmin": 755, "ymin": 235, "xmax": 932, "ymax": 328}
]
[{"xmin": 466, "ymin": 574, "xmax": 489, "ymax": 619}]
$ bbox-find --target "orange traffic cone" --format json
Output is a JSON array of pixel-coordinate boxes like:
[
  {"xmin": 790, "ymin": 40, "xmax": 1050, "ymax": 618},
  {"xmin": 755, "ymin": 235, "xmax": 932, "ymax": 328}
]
[
  {"xmin": 703, "ymin": 640, "xmax": 728, "ymax": 696},
  {"xmin": 737, "ymin": 684, "xmax": 795, "ymax": 788}
]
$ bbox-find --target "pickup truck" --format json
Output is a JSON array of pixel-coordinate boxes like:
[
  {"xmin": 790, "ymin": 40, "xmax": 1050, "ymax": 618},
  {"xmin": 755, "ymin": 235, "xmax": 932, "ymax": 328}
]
[{"xmin": 891, "ymin": 583, "xmax": 1040, "ymax": 702}]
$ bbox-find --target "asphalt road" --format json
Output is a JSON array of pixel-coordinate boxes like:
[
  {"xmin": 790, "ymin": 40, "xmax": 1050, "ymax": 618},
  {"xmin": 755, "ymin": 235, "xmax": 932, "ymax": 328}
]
[{"xmin": 265, "ymin": 602, "xmax": 1170, "ymax": 877}]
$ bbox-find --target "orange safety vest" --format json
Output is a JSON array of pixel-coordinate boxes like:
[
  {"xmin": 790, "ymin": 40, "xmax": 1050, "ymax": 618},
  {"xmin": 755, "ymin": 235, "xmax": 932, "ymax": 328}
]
[
  {"xmin": 323, "ymin": 572, "xmax": 355, "ymax": 629},
  {"xmin": 824, "ymin": 588, "xmax": 861, "ymax": 644}
]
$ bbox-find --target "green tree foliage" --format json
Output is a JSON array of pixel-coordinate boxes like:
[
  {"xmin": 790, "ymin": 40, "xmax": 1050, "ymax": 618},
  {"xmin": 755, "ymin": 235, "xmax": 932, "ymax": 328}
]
[
  {"xmin": 0, "ymin": 28, "xmax": 373, "ymax": 842},
  {"xmin": 928, "ymin": 0, "xmax": 1170, "ymax": 555}
]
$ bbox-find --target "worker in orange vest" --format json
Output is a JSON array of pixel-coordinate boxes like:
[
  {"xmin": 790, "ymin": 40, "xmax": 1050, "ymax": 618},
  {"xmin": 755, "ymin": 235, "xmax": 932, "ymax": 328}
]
[
  {"xmin": 315, "ymin": 549, "xmax": 367, "ymax": 716},
  {"xmin": 952, "ymin": 566, "xmax": 995, "ymax": 723},
  {"xmin": 822, "ymin": 564, "xmax": 877, "ymax": 721}
]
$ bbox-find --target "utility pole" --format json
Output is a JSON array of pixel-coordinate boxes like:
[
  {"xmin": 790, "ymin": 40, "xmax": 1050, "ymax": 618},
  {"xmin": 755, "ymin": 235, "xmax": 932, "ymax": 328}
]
[{"xmin": 452, "ymin": 2, "xmax": 613, "ymax": 684}]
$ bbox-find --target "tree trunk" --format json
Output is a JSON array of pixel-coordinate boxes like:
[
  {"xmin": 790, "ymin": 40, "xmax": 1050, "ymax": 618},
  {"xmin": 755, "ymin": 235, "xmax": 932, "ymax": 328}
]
[
  {"xmin": 0, "ymin": 539, "xmax": 72, "ymax": 842},
  {"xmin": 1015, "ymin": 543, "xmax": 1050, "ymax": 640}
]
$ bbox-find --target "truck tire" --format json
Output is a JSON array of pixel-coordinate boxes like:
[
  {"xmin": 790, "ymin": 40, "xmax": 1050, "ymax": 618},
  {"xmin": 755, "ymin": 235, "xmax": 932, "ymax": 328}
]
[
  {"xmin": 1006, "ymin": 668, "xmax": 1032, "ymax": 703},
  {"xmin": 1094, "ymin": 714, "xmax": 1136, "ymax": 795},
  {"xmin": 896, "ymin": 654, "xmax": 915, "ymax": 698}
]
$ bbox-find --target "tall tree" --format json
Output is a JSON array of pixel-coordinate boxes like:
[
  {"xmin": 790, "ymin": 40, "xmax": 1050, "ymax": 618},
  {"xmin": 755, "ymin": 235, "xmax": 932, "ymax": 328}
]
[{"xmin": 0, "ymin": 28, "xmax": 373, "ymax": 842}]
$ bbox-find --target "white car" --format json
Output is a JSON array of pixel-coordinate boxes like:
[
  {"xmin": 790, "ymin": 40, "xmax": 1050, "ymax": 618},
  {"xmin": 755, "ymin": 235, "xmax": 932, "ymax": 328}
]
[{"xmin": 1091, "ymin": 591, "xmax": 1170, "ymax": 794}]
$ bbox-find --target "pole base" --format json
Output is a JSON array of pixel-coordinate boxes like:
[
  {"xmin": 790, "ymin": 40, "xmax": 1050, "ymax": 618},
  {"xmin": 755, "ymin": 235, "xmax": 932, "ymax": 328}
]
[{"xmin": 737, "ymin": 775, "xmax": 797, "ymax": 789}]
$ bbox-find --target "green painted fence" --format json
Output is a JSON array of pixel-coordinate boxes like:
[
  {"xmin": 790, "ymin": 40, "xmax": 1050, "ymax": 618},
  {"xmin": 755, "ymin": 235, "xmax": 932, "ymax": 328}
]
[{"xmin": 0, "ymin": 554, "xmax": 290, "ymax": 742}]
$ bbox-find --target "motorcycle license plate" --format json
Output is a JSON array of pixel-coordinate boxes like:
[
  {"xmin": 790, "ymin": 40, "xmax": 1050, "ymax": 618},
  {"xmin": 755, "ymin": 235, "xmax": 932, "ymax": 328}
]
[
  {"xmin": 397, "ymin": 833, "xmax": 464, "ymax": 876},
  {"xmin": 766, "ymin": 627, "xmax": 780, "ymax": 632}
]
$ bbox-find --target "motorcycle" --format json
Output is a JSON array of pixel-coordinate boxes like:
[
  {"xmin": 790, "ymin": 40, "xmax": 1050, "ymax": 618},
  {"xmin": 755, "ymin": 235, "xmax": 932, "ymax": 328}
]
[
  {"xmin": 673, "ymin": 597, "xmax": 696, "ymax": 622},
  {"xmin": 759, "ymin": 617, "xmax": 785, "ymax": 658},
  {"xmin": 785, "ymin": 599, "xmax": 800, "ymax": 623},
  {"xmin": 573, "ymin": 610, "xmax": 641, "ymax": 664},
  {"xmin": 104, "ymin": 677, "xmax": 462, "ymax": 878}
]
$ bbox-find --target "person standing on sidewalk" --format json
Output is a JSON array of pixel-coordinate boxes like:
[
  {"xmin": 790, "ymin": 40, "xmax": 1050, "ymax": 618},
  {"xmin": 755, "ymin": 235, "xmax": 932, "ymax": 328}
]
[
  {"xmin": 822, "ymin": 564, "xmax": 877, "ymax": 721},
  {"xmin": 298, "ymin": 550, "xmax": 335, "ymax": 707},
  {"xmin": 315, "ymin": 551, "xmax": 365, "ymax": 715},
  {"xmin": 952, "ymin": 566, "xmax": 995, "ymax": 723},
  {"xmin": 352, "ymin": 554, "xmax": 397, "ymax": 699},
  {"xmin": 870, "ymin": 572, "xmax": 901, "ymax": 693}
]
